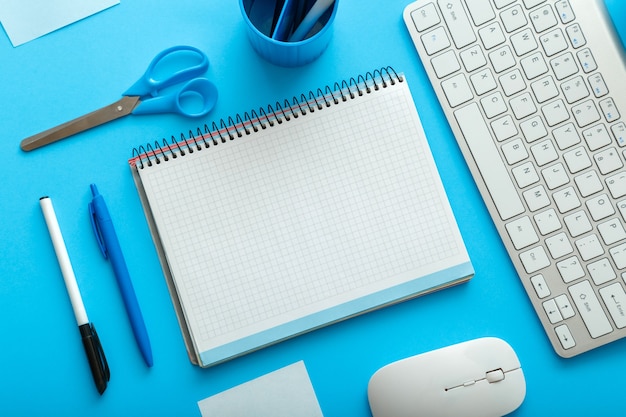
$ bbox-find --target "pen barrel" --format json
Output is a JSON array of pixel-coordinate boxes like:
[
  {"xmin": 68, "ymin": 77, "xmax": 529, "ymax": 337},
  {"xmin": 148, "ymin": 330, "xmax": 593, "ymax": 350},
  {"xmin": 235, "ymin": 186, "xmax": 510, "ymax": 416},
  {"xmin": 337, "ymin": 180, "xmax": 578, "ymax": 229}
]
[
  {"xmin": 97, "ymin": 215, "xmax": 153, "ymax": 366},
  {"xmin": 40, "ymin": 197, "xmax": 89, "ymax": 326}
]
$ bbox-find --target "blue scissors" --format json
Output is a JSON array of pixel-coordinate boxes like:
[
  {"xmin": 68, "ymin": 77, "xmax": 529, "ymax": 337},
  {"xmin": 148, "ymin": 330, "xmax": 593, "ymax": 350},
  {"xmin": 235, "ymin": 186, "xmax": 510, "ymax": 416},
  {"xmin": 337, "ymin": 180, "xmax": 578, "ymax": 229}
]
[{"xmin": 21, "ymin": 45, "xmax": 218, "ymax": 152}]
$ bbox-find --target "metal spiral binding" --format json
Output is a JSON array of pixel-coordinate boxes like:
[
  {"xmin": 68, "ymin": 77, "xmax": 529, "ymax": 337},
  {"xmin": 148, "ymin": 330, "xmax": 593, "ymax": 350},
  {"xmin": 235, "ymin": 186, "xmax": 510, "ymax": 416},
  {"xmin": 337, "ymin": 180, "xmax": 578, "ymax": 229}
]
[{"xmin": 131, "ymin": 66, "xmax": 402, "ymax": 169}]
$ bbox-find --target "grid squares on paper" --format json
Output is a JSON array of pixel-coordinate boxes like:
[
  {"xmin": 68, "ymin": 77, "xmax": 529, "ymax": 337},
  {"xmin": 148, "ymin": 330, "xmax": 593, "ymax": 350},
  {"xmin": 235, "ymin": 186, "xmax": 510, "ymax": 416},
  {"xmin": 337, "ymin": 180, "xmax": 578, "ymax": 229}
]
[{"xmin": 139, "ymin": 79, "xmax": 464, "ymax": 353}]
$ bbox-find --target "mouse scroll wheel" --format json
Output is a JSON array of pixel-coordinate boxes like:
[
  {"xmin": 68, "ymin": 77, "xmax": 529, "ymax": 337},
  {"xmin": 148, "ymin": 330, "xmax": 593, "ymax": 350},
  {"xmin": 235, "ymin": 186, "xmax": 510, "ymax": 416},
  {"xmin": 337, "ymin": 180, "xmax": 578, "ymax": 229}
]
[{"xmin": 485, "ymin": 368, "xmax": 505, "ymax": 383}]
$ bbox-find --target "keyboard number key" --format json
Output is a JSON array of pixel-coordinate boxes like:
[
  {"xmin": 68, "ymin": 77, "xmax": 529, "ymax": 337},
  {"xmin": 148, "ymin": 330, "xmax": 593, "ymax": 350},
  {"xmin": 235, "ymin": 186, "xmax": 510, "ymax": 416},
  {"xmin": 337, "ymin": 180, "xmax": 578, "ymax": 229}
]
[{"xmin": 411, "ymin": 3, "xmax": 441, "ymax": 32}]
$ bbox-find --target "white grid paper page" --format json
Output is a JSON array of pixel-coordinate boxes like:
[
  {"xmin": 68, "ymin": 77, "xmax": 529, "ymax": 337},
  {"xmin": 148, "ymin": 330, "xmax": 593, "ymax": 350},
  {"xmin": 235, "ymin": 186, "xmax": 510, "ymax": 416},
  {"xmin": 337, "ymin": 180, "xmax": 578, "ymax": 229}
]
[{"xmin": 137, "ymin": 78, "xmax": 469, "ymax": 361}]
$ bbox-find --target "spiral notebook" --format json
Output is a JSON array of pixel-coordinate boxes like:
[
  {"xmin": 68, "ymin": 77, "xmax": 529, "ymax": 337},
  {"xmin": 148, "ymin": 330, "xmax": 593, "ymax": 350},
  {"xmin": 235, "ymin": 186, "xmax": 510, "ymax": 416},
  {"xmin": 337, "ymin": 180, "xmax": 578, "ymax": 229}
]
[{"xmin": 129, "ymin": 67, "xmax": 474, "ymax": 367}]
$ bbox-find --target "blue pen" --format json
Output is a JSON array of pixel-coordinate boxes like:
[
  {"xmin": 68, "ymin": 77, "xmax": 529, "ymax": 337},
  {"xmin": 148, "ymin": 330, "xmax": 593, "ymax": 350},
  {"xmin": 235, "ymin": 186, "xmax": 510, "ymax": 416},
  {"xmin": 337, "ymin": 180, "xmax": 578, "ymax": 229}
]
[{"xmin": 89, "ymin": 184, "xmax": 153, "ymax": 367}]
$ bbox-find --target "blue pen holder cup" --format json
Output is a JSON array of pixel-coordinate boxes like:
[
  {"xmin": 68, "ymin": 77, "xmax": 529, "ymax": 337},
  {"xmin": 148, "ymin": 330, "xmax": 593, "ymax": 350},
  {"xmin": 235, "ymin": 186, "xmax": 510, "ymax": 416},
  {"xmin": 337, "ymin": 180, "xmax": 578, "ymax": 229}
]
[{"xmin": 239, "ymin": 0, "xmax": 339, "ymax": 67}]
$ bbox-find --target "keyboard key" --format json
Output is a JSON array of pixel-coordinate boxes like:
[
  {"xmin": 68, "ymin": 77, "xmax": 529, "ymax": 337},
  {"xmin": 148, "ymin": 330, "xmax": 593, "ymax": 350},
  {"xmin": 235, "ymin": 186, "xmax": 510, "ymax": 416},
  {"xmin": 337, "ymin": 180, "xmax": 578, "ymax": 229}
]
[
  {"xmin": 510, "ymin": 92, "xmax": 537, "ymax": 119},
  {"xmin": 441, "ymin": 73, "xmax": 474, "ymax": 107},
  {"xmin": 500, "ymin": 69, "xmax": 526, "ymax": 96},
  {"xmin": 542, "ymin": 162, "xmax": 569, "ymax": 189},
  {"xmin": 555, "ymin": 324, "xmax": 576, "ymax": 349},
  {"xmin": 521, "ymin": 51, "xmax": 548, "ymax": 79},
  {"xmin": 599, "ymin": 283, "xmax": 626, "ymax": 329},
  {"xmin": 491, "ymin": 114, "xmax": 518, "ymax": 140},
  {"xmin": 609, "ymin": 242, "xmax": 626, "ymax": 269},
  {"xmin": 521, "ymin": 116, "xmax": 547, "ymax": 142},
  {"xmin": 454, "ymin": 104, "xmax": 525, "ymax": 220},
  {"xmin": 553, "ymin": 123, "xmax": 581, "ymax": 150},
  {"xmin": 531, "ymin": 274, "xmax": 551, "ymax": 298},
  {"xmin": 530, "ymin": 139, "xmax": 558, "ymax": 165},
  {"xmin": 421, "ymin": 27, "xmax": 451, "ymax": 55},
  {"xmin": 551, "ymin": 52, "xmax": 578, "ymax": 80},
  {"xmin": 542, "ymin": 99, "xmax": 569, "ymax": 126},
  {"xmin": 512, "ymin": 161, "xmax": 539, "ymax": 187},
  {"xmin": 489, "ymin": 45, "xmax": 516, "ymax": 73},
  {"xmin": 569, "ymin": 280, "xmax": 613, "ymax": 338},
  {"xmin": 553, "ymin": 186, "xmax": 581, "ymax": 213},
  {"xmin": 465, "ymin": 0, "xmax": 496, "ymax": 26},
  {"xmin": 511, "ymin": 28, "xmax": 538, "ymax": 56},
  {"xmin": 573, "ymin": 170, "xmax": 602, "ymax": 197},
  {"xmin": 555, "ymin": 0, "xmax": 575, "ymax": 24},
  {"xmin": 523, "ymin": 185, "xmax": 550, "ymax": 211},
  {"xmin": 531, "ymin": 75, "xmax": 559, "ymax": 103},
  {"xmin": 481, "ymin": 91, "xmax": 508, "ymax": 118},
  {"xmin": 546, "ymin": 232, "xmax": 574, "ymax": 258},
  {"xmin": 600, "ymin": 98, "xmax": 620, "ymax": 123},
  {"xmin": 555, "ymin": 294, "xmax": 575, "ymax": 319},
  {"xmin": 479, "ymin": 22, "xmax": 506, "ymax": 49},
  {"xmin": 506, "ymin": 216, "xmax": 539, "ymax": 249},
  {"xmin": 594, "ymin": 147, "xmax": 623, "ymax": 175},
  {"xmin": 564, "ymin": 211, "xmax": 592, "ymax": 237},
  {"xmin": 431, "ymin": 50, "xmax": 461, "ymax": 78},
  {"xmin": 575, "ymin": 234, "xmax": 604, "ymax": 261},
  {"xmin": 610, "ymin": 122, "xmax": 626, "ymax": 147},
  {"xmin": 606, "ymin": 172, "xmax": 626, "ymax": 198},
  {"xmin": 543, "ymin": 298, "xmax": 563, "ymax": 323},
  {"xmin": 587, "ymin": 258, "xmax": 616, "ymax": 285},
  {"xmin": 576, "ymin": 48, "xmax": 597, "ymax": 73},
  {"xmin": 470, "ymin": 68, "xmax": 497, "ymax": 95},
  {"xmin": 534, "ymin": 208, "xmax": 562, "ymax": 235},
  {"xmin": 529, "ymin": 5, "xmax": 557, "ymax": 33},
  {"xmin": 572, "ymin": 100, "xmax": 601, "ymax": 127},
  {"xmin": 500, "ymin": 4, "xmax": 527, "ymax": 33},
  {"xmin": 460, "ymin": 45, "xmax": 487, "ymax": 72},
  {"xmin": 598, "ymin": 218, "xmax": 626, "ymax": 245},
  {"xmin": 437, "ymin": 0, "xmax": 476, "ymax": 48},
  {"xmin": 411, "ymin": 3, "xmax": 441, "ymax": 32},
  {"xmin": 589, "ymin": 73, "xmax": 609, "ymax": 98},
  {"xmin": 561, "ymin": 76, "xmax": 589, "ymax": 104},
  {"xmin": 586, "ymin": 194, "xmax": 615, "ymax": 221},
  {"xmin": 520, "ymin": 246, "xmax": 550, "ymax": 273},
  {"xmin": 502, "ymin": 137, "xmax": 529, "ymax": 165},
  {"xmin": 563, "ymin": 146, "xmax": 591, "ymax": 173},
  {"xmin": 566, "ymin": 23, "xmax": 586, "ymax": 48},
  {"xmin": 557, "ymin": 256, "xmax": 585, "ymax": 283},
  {"xmin": 540, "ymin": 28, "xmax": 568, "ymax": 57},
  {"xmin": 582, "ymin": 124, "xmax": 611, "ymax": 151}
]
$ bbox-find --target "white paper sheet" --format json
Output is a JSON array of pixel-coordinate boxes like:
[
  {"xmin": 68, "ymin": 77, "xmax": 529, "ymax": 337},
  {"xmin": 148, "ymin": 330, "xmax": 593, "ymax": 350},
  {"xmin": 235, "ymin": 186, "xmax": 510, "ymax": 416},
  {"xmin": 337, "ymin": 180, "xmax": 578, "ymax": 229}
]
[
  {"xmin": 198, "ymin": 361, "xmax": 324, "ymax": 417},
  {"xmin": 0, "ymin": 0, "xmax": 120, "ymax": 47}
]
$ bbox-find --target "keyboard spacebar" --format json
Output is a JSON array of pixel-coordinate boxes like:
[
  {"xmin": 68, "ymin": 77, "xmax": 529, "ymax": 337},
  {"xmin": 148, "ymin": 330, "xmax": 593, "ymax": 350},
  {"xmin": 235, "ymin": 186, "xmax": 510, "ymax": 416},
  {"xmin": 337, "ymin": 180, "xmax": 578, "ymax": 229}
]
[{"xmin": 454, "ymin": 104, "xmax": 525, "ymax": 220}]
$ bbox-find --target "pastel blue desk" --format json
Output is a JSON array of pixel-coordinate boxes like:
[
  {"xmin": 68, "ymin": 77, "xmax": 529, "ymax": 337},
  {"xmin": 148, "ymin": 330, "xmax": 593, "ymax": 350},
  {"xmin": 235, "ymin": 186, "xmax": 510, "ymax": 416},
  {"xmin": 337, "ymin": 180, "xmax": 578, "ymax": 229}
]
[{"xmin": 1, "ymin": 1, "xmax": 625, "ymax": 415}]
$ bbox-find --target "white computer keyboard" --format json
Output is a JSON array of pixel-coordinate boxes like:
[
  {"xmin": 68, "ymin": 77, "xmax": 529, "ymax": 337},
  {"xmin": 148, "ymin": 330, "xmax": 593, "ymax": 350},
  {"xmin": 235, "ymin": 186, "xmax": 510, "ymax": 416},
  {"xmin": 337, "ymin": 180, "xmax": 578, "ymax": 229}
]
[{"xmin": 403, "ymin": 0, "xmax": 626, "ymax": 357}]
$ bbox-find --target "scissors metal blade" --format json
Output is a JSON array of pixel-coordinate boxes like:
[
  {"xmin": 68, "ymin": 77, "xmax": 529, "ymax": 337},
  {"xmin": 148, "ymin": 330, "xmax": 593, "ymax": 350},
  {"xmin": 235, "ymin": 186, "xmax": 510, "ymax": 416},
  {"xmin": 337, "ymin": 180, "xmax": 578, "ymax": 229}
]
[{"xmin": 20, "ymin": 96, "xmax": 141, "ymax": 152}]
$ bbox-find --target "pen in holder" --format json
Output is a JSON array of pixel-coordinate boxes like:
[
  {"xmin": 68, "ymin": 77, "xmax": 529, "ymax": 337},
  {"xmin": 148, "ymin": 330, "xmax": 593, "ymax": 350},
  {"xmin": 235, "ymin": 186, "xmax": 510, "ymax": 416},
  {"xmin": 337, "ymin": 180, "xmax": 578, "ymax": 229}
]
[{"xmin": 239, "ymin": 0, "xmax": 339, "ymax": 67}]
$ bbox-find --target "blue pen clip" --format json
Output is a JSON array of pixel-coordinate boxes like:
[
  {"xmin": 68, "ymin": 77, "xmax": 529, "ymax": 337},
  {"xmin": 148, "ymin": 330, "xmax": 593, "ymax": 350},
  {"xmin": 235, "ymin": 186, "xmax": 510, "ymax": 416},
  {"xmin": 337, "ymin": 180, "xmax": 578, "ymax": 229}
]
[{"xmin": 89, "ymin": 191, "xmax": 108, "ymax": 259}]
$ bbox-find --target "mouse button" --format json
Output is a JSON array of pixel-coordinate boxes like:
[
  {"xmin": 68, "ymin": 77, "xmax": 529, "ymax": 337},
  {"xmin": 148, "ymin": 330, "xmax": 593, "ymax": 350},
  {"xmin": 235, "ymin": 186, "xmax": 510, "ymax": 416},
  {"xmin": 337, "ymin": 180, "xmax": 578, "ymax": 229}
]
[{"xmin": 485, "ymin": 368, "xmax": 505, "ymax": 383}]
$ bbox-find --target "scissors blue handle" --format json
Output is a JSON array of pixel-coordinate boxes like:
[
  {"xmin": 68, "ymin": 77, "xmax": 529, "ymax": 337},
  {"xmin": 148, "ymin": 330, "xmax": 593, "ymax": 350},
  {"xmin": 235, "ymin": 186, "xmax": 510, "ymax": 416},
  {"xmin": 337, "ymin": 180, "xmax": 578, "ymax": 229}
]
[
  {"xmin": 20, "ymin": 45, "xmax": 218, "ymax": 151},
  {"xmin": 124, "ymin": 45, "xmax": 217, "ymax": 117}
]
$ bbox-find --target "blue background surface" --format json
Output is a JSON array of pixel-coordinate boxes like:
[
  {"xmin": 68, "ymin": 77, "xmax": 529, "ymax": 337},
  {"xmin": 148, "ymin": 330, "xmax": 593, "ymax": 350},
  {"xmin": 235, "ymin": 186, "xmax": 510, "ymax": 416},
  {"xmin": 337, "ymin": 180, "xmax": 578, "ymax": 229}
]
[{"xmin": 1, "ymin": 1, "xmax": 625, "ymax": 415}]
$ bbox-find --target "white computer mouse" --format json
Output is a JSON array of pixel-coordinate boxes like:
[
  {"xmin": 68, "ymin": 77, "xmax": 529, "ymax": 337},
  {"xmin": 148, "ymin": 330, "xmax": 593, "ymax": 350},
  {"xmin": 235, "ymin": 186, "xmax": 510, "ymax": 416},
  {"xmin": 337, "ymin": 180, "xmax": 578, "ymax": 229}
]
[{"xmin": 367, "ymin": 337, "xmax": 526, "ymax": 417}]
